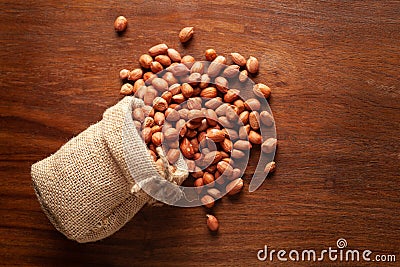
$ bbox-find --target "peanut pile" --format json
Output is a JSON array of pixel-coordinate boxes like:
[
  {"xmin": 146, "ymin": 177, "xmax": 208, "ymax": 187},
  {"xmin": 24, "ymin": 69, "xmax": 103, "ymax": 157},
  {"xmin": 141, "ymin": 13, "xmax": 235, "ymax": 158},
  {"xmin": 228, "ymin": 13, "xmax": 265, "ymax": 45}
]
[{"xmin": 118, "ymin": 30, "xmax": 277, "ymax": 232}]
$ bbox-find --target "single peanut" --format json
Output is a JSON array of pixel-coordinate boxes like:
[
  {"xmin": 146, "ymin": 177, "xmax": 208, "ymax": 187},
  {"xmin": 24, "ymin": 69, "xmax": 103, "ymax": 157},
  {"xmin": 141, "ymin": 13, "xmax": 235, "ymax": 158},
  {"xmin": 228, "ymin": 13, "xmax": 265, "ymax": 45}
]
[
  {"xmin": 260, "ymin": 111, "xmax": 274, "ymax": 126},
  {"xmin": 149, "ymin": 43, "xmax": 168, "ymax": 57},
  {"xmin": 114, "ymin": 16, "xmax": 127, "ymax": 32},
  {"xmin": 153, "ymin": 112, "xmax": 165, "ymax": 126},
  {"xmin": 226, "ymin": 178, "xmax": 243, "ymax": 195},
  {"xmin": 200, "ymin": 87, "xmax": 218, "ymax": 98},
  {"xmin": 249, "ymin": 111, "xmax": 260, "ymax": 130},
  {"xmin": 151, "ymin": 132, "xmax": 163, "ymax": 146},
  {"xmin": 220, "ymin": 138, "xmax": 233, "ymax": 153},
  {"xmin": 261, "ymin": 138, "xmax": 277, "ymax": 153},
  {"xmin": 165, "ymin": 108, "xmax": 180, "ymax": 121},
  {"xmin": 248, "ymin": 130, "xmax": 262, "ymax": 144},
  {"xmin": 132, "ymin": 108, "xmax": 145, "ymax": 122},
  {"xmin": 161, "ymin": 91, "xmax": 173, "ymax": 104},
  {"xmin": 230, "ymin": 52, "xmax": 246, "ymax": 66},
  {"xmin": 139, "ymin": 54, "xmax": 153, "ymax": 69},
  {"xmin": 244, "ymin": 98, "xmax": 261, "ymax": 111},
  {"xmin": 181, "ymin": 83, "xmax": 194, "ymax": 98},
  {"xmin": 223, "ymin": 65, "xmax": 240, "ymax": 78},
  {"xmin": 253, "ymin": 83, "xmax": 271, "ymax": 99},
  {"xmin": 179, "ymin": 27, "xmax": 194, "ymax": 43},
  {"xmin": 203, "ymin": 172, "xmax": 215, "ymax": 186},
  {"xmin": 164, "ymin": 128, "xmax": 179, "ymax": 142},
  {"xmin": 128, "ymin": 68, "xmax": 143, "ymax": 81},
  {"xmin": 215, "ymin": 76, "xmax": 228, "ymax": 93},
  {"xmin": 152, "ymin": 78, "xmax": 169, "ymax": 92},
  {"xmin": 217, "ymin": 161, "xmax": 233, "ymax": 176},
  {"xmin": 142, "ymin": 127, "xmax": 152, "ymax": 144},
  {"xmin": 191, "ymin": 61, "xmax": 204, "ymax": 74},
  {"xmin": 208, "ymin": 56, "xmax": 227, "ymax": 77},
  {"xmin": 180, "ymin": 137, "xmax": 194, "ymax": 159},
  {"xmin": 167, "ymin": 48, "xmax": 182, "ymax": 62},
  {"xmin": 206, "ymin": 214, "xmax": 219, "ymax": 231},
  {"xmin": 200, "ymin": 74, "xmax": 210, "ymax": 88},
  {"xmin": 239, "ymin": 69, "xmax": 248, "ymax": 82},
  {"xmin": 194, "ymin": 178, "xmax": 204, "ymax": 193},
  {"xmin": 120, "ymin": 83, "xmax": 133, "ymax": 95},
  {"xmin": 150, "ymin": 61, "xmax": 163, "ymax": 73},
  {"xmin": 239, "ymin": 110, "xmax": 249, "ymax": 125},
  {"xmin": 231, "ymin": 149, "xmax": 245, "ymax": 159},
  {"xmin": 207, "ymin": 188, "xmax": 222, "ymax": 199},
  {"xmin": 201, "ymin": 195, "xmax": 215, "ymax": 209},
  {"xmin": 167, "ymin": 149, "xmax": 180, "ymax": 164},
  {"xmin": 153, "ymin": 97, "xmax": 168, "ymax": 111},
  {"xmin": 133, "ymin": 79, "xmax": 145, "ymax": 94},
  {"xmin": 168, "ymin": 63, "xmax": 189, "ymax": 77},
  {"xmin": 119, "ymin": 69, "xmax": 130, "ymax": 79},
  {"xmin": 206, "ymin": 129, "xmax": 225, "ymax": 142},
  {"xmin": 181, "ymin": 55, "xmax": 195, "ymax": 68},
  {"xmin": 234, "ymin": 140, "xmax": 251, "ymax": 150},
  {"xmin": 264, "ymin": 161, "xmax": 276, "ymax": 174},
  {"xmin": 205, "ymin": 49, "xmax": 217, "ymax": 61},
  {"xmin": 224, "ymin": 89, "xmax": 240, "ymax": 103},
  {"xmin": 155, "ymin": 55, "xmax": 172, "ymax": 66},
  {"xmin": 246, "ymin": 56, "xmax": 259, "ymax": 74}
]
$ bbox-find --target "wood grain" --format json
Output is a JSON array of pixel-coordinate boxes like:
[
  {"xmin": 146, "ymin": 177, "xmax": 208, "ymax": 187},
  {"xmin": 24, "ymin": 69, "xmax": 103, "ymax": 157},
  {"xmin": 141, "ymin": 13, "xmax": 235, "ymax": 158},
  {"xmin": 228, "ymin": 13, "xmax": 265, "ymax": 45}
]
[{"xmin": 1, "ymin": 0, "xmax": 399, "ymax": 266}]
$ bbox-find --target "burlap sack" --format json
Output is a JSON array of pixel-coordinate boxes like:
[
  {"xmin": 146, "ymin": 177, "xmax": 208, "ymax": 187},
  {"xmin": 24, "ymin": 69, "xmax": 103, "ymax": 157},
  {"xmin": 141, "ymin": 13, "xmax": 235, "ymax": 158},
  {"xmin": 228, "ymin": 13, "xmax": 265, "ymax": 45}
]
[{"xmin": 31, "ymin": 96, "xmax": 188, "ymax": 243}]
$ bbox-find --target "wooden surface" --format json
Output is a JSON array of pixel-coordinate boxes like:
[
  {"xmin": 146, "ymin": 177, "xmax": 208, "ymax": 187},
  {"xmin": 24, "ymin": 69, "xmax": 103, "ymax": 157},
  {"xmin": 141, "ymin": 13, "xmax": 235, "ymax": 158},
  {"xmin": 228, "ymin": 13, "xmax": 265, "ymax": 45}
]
[{"xmin": 1, "ymin": 0, "xmax": 399, "ymax": 266}]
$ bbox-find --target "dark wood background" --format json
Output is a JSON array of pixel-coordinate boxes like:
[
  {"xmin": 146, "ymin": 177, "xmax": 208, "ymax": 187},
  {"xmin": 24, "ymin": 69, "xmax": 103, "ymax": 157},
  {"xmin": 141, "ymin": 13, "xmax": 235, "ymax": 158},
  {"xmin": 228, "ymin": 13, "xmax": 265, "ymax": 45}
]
[{"xmin": 1, "ymin": 0, "xmax": 399, "ymax": 266}]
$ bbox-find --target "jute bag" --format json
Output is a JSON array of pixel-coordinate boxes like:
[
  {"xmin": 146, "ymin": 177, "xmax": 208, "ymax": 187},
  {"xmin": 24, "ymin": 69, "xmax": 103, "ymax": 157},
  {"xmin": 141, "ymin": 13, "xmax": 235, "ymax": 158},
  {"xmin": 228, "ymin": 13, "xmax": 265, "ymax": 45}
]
[{"xmin": 31, "ymin": 96, "xmax": 188, "ymax": 243}]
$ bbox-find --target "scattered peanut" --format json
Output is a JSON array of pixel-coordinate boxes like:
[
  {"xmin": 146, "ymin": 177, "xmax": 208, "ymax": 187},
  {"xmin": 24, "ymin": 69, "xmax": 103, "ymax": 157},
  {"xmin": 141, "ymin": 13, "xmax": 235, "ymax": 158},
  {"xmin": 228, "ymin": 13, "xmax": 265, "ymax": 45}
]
[
  {"xmin": 114, "ymin": 16, "xmax": 127, "ymax": 32},
  {"xmin": 119, "ymin": 69, "xmax": 130, "ymax": 79},
  {"xmin": 179, "ymin": 27, "xmax": 194, "ymax": 43},
  {"xmin": 120, "ymin": 83, "xmax": 133, "ymax": 95},
  {"xmin": 264, "ymin": 161, "xmax": 276, "ymax": 174},
  {"xmin": 231, "ymin": 52, "xmax": 246, "ymax": 66},
  {"xmin": 253, "ymin": 83, "xmax": 271, "ymax": 99},
  {"xmin": 261, "ymin": 138, "xmax": 277, "ymax": 154},
  {"xmin": 206, "ymin": 214, "xmax": 219, "ymax": 231},
  {"xmin": 205, "ymin": 49, "xmax": 217, "ymax": 61},
  {"xmin": 246, "ymin": 56, "xmax": 259, "ymax": 74},
  {"xmin": 226, "ymin": 178, "xmax": 244, "ymax": 195}
]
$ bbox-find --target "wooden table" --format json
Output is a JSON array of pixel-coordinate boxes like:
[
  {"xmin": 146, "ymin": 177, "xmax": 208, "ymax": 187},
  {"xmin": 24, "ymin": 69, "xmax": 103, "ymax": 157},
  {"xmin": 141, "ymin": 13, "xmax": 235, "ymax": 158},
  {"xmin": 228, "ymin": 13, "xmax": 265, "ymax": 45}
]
[{"xmin": 1, "ymin": 1, "xmax": 399, "ymax": 266}]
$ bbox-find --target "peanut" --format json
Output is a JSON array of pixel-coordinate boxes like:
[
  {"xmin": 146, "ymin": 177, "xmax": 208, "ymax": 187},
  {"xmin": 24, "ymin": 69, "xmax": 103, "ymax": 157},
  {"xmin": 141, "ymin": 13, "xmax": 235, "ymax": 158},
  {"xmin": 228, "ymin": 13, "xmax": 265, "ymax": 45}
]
[
  {"xmin": 125, "ymin": 43, "xmax": 277, "ymax": 234},
  {"xmin": 179, "ymin": 27, "xmax": 194, "ymax": 43},
  {"xmin": 206, "ymin": 214, "xmax": 219, "ymax": 231},
  {"xmin": 205, "ymin": 49, "xmax": 217, "ymax": 61},
  {"xmin": 261, "ymin": 138, "xmax": 277, "ymax": 154},
  {"xmin": 114, "ymin": 16, "xmax": 127, "ymax": 32}
]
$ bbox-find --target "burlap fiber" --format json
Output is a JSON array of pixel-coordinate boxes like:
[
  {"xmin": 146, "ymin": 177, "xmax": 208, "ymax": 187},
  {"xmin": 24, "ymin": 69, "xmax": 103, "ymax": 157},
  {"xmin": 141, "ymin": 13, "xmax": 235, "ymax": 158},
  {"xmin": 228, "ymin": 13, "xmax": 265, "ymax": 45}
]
[{"xmin": 31, "ymin": 96, "xmax": 188, "ymax": 243}]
